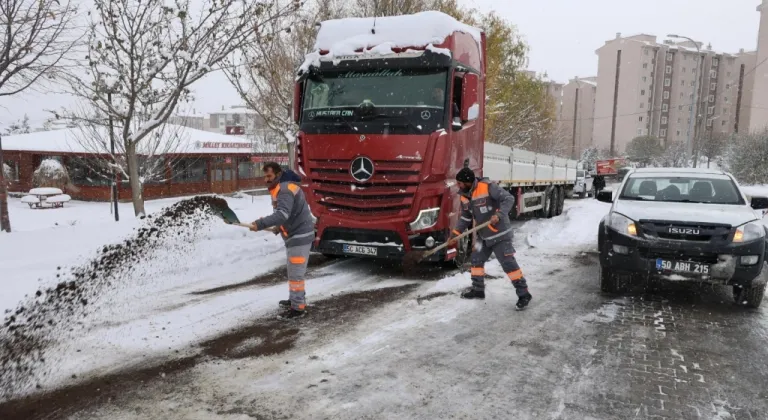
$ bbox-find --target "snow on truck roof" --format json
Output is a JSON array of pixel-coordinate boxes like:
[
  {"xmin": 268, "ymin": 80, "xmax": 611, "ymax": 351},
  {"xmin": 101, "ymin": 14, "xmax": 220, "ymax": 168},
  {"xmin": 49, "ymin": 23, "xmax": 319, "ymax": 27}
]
[
  {"xmin": 2, "ymin": 125, "xmax": 257, "ymax": 155},
  {"xmin": 300, "ymin": 11, "xmax": 482, "ymax": 73}
]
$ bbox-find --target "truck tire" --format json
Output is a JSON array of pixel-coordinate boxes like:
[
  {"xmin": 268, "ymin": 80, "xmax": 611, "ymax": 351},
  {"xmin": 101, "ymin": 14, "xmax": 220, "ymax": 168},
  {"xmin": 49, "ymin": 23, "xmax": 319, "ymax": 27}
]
[
  {"xmin": 733, "ymin": 284, "xmax": 766, "ymax": 308},
  {"xmin": 536, "ymin": 190, "xmax": 548, "ymax": 218},
  {"xmin": 555, "ymin": 187, "xmax": 565, "ymax": 216},
  {"xmin": 546, "ymin": 189, "xmax": 556, "ymax": 219}
]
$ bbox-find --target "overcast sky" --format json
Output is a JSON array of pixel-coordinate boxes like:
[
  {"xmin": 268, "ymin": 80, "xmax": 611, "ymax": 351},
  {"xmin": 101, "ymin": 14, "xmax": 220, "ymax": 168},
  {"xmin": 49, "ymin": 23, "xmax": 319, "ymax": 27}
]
[{"xmin": 0, "ymin": 0, "xmax": 762, "ymax": 128}]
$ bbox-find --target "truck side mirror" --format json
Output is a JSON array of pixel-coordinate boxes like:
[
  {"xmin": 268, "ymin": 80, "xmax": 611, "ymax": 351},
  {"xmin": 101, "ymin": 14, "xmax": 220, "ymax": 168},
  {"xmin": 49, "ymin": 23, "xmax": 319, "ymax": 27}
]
[
  {"xmin": 597, "ymin": 190, "xmax": 613, "ymax": 203},
  {"xmin": 293, "ymin": 83, "xmax": 302, "ymax": 124},
  {"xmin": 461, "ymin": 73, "xmax": 479, "ymax": 122}
]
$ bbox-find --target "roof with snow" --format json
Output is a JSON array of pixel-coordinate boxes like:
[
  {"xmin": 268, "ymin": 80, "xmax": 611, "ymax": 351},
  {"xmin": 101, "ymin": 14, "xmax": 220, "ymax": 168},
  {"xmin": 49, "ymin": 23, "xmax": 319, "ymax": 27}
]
[
  {"xmin": 2, "ymin": 125, "xmax": 258, "ymax": 155},
  {"xmin": 300, "ymin": 11, "xmax": 482, "ymax": 73}
]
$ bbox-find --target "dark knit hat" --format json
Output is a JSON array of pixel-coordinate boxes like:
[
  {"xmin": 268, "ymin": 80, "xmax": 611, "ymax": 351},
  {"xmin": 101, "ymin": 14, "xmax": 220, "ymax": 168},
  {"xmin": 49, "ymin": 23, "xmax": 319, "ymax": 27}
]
[{"xmin": 456, "ymin": 167, "xmax": 475, "ymax": 183}]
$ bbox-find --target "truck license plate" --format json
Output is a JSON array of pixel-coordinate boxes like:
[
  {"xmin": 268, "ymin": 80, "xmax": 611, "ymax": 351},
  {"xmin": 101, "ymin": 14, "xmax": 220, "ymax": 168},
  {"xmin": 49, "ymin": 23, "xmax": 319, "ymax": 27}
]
[
  {"xmin": 655, "ymin": 259, "xmax": 710, "ymax": 274},
  {"xmin": 342, "ymin": 244, "xmax": 378, "ymax": 256}
]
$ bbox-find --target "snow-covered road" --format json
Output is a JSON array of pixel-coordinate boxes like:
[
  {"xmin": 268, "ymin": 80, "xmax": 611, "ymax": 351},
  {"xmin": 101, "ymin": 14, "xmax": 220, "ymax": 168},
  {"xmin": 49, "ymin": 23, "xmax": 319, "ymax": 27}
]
[{"xmin": 2, "ymin": 194, "xmax": 768, "ymax": 419}]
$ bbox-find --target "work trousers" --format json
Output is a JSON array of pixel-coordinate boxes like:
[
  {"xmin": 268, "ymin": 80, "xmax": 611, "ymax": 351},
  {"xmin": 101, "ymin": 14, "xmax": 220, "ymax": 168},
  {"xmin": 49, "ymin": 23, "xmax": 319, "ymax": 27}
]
[
  {"xmin": 286, "ymin": 243, "xmax": 311, "ymax": 311},
  {"xmin": 470, "ymin": 239, "xmax": 530, "ymax": 297}
]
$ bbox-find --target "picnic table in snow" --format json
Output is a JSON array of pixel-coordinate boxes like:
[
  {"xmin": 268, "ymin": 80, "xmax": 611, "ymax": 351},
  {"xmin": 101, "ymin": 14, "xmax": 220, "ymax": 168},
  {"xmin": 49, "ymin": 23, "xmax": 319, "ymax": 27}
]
[{"xmin": 21, "ymin": 188, "xmax": 72, "ymax": 209}]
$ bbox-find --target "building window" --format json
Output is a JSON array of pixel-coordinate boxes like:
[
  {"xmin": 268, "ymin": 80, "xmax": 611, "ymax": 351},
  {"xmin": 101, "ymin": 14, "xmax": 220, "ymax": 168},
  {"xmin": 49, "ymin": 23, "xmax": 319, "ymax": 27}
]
[
  {"xmin": 664, "ymin": 78, "xmax": 671, "ymax": 87},
  {"xmin": 709, "ymin": 94, "xmax": 715, "ymax": 102},
  {"xmin": 692, "ymin": 68, "xmax": 697, "ymax": 74},
  {"xmin": 663, "ymin": 91, "xmax": 670, "ymax": 99},
  {"xmin": 710, "ymin": 82, "xmax": 717, "ymax": 90},
  {"xmin": 677, "ymin": 130, "xmax": 681, "ymax": 136},
  {"xmin": 662, "ymin": 116, "xmax": 668, "ymax": 124},
  {"xmin": 640, "ymin": 102, "xmax": 645, "ymax": 109},
  {"xmin": 722, "ymin": 120, "xmax": 726, "ymax": 126},
  {"xmin": 643, "ymin": 63, "xmax": 648, "ymax": 69},
  {"xmin": 726, "ymin": 83, "xmax": 731, "ymax": 90},
  {"xmin": 727, "ymin": 71, "xmax": 731, "ymax": 77},
  {"xmin": 682, "ymin": 67, "xmax": 686, "ymax": 73},
  {"xmin": 708, "ymin": 106, "xmax": 715, "ymax": 115},
  {"xmin": 724, "ymin": 107, "xmax": 728, "ymax": 114},
  {"xmin": 174, "ymin": 158, "xmax": 208, "ymax": 183},
  {"xmin": 642, "ymin": 76, "xmax": 647, "ymax": 82},
  {"xmin": 681, "ymin": 80, "xmax": 685, "ymax": 86},
  {"xmin": 68, "ymin": 157, "xmax": 112, "ymax": 186},
  {"xmin": 707, "ymin": 119, "xmax": 714, "ymax": 127},
  {"xmin": 710, "ymin": 70, "xmax": 717, "ymax": 78},
  {"xmin": 666, "ymin": 52, "xmax": 673, "ymax": 61},
  {"xmin": 660, "ymin": 129, "xmax": 667, "ymax": 137},
  {"xmin": 724, "ymin": 97, "xmax": 728, "ymax": 103},
  {"xmin": 238, "ymin": 159, "xmax": 260, "ymax": 179},
  {"xmin": 637, "ymin": 128, "xmax": 643, "ymax": 135},
  {"xmin": 691, "ymin": 81, "xmax": 695, "ymax": 87},
  {"xmin": 639, "ymin": 116, "xmax": 643, "ymax": 122},
  {"xmin": 645, "ymin": 49, "xmax": 649, "ymax": 56},
  {"xmin": 666, "ymin": 65, "xmax": 672, "ymax": 74},
  {"xmin": 680, "ymin": 92, "xmax": 684, "ymax": 99},
  {"xmin": 713, "ymin": 58, "xmax": 719, "ymax": 66},
  {"xmin": 679, "ymin": 105, "xmax": 683, "ymax": 110},
  {"xmin": 641, "ymin": 89, "xmax": 646, "ymax": 96},
  {"xmin": 677, "ymin": 118, "xmax": 682, "ymax": 123},
  {"xmin": 662, "ymin": 104, "xmax": 668, "ymax": 112}
]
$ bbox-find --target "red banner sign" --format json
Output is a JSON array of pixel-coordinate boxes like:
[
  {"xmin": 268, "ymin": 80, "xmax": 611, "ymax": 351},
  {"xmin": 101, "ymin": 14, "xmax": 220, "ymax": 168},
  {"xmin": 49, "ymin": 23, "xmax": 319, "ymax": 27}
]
[{"xmin": 596, "ymin": 159, "xmax": 627, "ymax": 175}]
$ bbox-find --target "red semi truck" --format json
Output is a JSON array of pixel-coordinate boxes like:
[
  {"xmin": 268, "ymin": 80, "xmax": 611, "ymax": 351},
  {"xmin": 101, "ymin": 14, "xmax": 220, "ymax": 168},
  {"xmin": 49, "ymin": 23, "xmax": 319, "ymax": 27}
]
[{"xmin": 291, "ymin": 12, "xmax": 574, "ymax": 266}]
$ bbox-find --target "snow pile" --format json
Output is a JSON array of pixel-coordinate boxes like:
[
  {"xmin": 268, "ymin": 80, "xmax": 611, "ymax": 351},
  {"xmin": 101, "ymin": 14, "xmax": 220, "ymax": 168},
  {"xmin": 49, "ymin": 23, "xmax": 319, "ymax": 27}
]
[
  {"xmin": 0, "ymin": 196, "xmax": 230, "ymax": 398},
  {"xmin": 300, "ymin": 11, "xmax": 481, "ymax": 72},
  {"xmin": 519, "ymin": 199, "xmax": 610, "ymax": 252}
]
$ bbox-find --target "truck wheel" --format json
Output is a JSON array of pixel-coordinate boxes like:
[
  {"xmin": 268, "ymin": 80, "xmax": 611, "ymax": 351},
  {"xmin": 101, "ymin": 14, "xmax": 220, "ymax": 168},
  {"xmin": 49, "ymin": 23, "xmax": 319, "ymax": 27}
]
[
  {"xmin": 546, "ymin": 190, "xmax": 556, "ymax": 219},
  {"xmin": 556, "ymin": 187, "xmax": 565, "ymax": 216},
  {"xmin": 733, "ymin": 284, "xmax": 766, "ymax": 308}
]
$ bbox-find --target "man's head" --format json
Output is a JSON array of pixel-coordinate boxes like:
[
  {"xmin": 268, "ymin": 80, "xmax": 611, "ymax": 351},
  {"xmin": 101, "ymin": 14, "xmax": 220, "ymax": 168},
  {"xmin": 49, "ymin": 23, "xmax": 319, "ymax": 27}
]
[
  {"xmin": 262, "ymin": 162, "xmax": 283, "ymax": 184},
  {"xmin": 456, "ymin": 167, "xmax": 475, "ymax": 193},
  {"xmin": 432, "ymin": 87, "xmax": 444, "ymax": 104}
]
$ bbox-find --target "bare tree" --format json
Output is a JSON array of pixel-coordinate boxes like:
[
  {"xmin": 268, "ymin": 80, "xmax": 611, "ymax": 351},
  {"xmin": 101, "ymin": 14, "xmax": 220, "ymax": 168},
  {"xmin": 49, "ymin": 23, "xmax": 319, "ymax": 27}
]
[
  {"xmin": 223, "ymin": 0, "xmax": 343, "ymax": 165},
  {"xmin": 0, "ymin": 0, "xmax": 80, "ymax": 232},
  {"xmin": 695, "ymin": 132, "xmax": 728, "ymax": 168},
  {"xmin": 62, "ymin": 0, "xmax": 298, "ymax": 216},
  {"xmin": 3, "ymin": 113, "xmax": 31, "ymax": 134},
  {"xmin": 655, "ymin": 141, "xmax": 687, "ymax": 168}
]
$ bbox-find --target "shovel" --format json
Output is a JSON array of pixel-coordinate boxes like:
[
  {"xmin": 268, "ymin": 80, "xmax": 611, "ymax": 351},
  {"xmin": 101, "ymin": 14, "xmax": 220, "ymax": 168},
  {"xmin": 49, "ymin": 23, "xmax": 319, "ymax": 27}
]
[{"xmin": 402, "ymin": 220, "xmax": 492, "ymax": 269}]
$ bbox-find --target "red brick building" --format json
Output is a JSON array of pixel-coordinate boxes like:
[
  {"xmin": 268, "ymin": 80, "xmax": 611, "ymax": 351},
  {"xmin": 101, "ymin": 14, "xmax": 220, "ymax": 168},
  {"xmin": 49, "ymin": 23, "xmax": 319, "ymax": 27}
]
[{"xmin": 2, "ymin": 126, "xmax": 288, "ymax": 201}]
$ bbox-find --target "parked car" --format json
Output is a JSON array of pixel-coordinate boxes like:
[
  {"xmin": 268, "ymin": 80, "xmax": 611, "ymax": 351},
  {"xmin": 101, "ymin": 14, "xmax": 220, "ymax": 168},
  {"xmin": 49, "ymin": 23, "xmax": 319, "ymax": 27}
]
[
  {"xmin": 573, "ymin": 169, "xmax": 593, "ymax": 198},
  {"xmin": 597, "ymin": 167, "xmax": 768, "ymax": 307}
]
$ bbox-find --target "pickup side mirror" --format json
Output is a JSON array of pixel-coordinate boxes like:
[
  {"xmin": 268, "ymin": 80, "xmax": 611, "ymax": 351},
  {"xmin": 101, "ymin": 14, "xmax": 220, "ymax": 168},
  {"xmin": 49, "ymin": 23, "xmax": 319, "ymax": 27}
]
[
  {"xmin": 461, "ymin": 73, "xmax": 479, "ymax": 122},
  {"xmin": 597, "ymin": 190, "xmax": 613, "ymax": 203},
  {"xmin": 293, "ymin": 83, "xmax": 302, "ymax": 124},
  {"xmin": 751, "ymin": 196, "xmax": 768, "ymax": 210}
]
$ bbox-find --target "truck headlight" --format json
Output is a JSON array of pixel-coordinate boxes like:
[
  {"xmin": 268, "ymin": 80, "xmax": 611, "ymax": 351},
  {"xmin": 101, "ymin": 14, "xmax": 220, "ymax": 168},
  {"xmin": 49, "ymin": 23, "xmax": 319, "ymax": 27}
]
[
  {"xmin": 733, "ymin": 221, "xmax": 765, "ymax": 243},
  {"xmin": 608, "ymin": 212, "xmax": 637, "ymax": 237},
  {"xmin": 410, "ymin": 207, "xmax": 440, "ymax": 231}
]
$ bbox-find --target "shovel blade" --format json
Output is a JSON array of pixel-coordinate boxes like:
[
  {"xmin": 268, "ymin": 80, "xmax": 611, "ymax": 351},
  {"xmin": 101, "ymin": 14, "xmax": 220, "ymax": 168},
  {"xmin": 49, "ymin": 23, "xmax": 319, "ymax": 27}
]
[{"xmin": 211, "ymin": 204, "xmax": 241, "ymax": 224}]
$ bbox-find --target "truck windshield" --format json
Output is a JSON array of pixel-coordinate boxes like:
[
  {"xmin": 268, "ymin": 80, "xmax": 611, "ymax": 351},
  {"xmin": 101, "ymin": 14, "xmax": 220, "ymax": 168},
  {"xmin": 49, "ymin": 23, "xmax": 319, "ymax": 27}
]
[
  {"xmin": 304, "ymin": 69, "xmax": 448, "ymax": 110},
  {"xmin": 619, "ymin": 175, "xmax": 745, "ymax": 205}
]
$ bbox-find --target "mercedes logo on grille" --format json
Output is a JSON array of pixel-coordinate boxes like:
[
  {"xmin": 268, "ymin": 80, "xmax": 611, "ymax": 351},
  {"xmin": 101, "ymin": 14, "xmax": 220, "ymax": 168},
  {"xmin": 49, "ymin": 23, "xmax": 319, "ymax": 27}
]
[
  {"xmin": 350, "ymin": 156, "xmax": 374, "ymax": 182},
  {"xmin": 420, "ymin": 110, "xmax": 431, "ymax": 120}
]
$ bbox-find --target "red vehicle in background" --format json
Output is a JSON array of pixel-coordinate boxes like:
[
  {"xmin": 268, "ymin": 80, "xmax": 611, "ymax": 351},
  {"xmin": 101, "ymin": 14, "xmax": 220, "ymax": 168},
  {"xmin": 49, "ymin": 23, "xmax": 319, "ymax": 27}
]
[
  {"xmin": 291, "ymin": 12, "xmax": 486, "ymax": 266},
  {"xmin": 595, "ymin": 158, "xmax": 628, "ymax": 176}
]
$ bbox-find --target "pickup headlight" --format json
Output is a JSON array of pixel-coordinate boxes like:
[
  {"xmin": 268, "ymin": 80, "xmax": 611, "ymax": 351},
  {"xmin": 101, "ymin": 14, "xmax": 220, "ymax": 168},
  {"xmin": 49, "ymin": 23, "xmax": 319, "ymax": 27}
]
[
  {"xmin": 410, "ymin": 207, "xmax": 440, "ymax": 231},
  {"xmin": 607, "ymin": 212, "xmax": 637, "ymax": 237},
  {"xmin": 733, "ymin": 221, "xmax": 765, "ymax": 243}
]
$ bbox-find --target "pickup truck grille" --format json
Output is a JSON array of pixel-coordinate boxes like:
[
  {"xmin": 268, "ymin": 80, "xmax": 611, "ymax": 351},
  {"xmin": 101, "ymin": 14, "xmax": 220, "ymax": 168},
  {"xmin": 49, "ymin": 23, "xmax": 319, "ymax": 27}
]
[
  {"xmin": 308, "ymin": 159, "xmax": 422, "ymax": 217},
  {"xmin": 638, "ymin": 247, "xmax": 721, "ymax": 264},
  {"xmin": 638, "ymin": 220, "xmax": 732, "ymax": 243}
]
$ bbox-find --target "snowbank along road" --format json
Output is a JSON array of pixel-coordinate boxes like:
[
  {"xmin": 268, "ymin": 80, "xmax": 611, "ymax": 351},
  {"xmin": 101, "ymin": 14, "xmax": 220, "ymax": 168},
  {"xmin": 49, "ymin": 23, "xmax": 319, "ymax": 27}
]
[{"xmin": 1, "ymin": 194, "xmax": 768, "ymax": 419}]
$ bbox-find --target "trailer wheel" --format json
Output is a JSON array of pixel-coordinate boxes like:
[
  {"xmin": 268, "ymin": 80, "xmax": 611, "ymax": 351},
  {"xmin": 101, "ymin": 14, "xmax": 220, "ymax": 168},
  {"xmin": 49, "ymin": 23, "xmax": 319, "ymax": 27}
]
[
  {"xmin": 556, "ymin": 187, "xmax": 565, "ymax": 216},
  {"xmin": 536, "ymin": 189, "xmax": 549, "ymax": 218}
]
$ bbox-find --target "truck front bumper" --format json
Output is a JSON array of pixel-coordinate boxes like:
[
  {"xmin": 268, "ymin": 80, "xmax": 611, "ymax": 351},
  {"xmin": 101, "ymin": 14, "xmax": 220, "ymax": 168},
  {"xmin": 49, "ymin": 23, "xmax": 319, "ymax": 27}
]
[
  {"xmin": 312, "ymin": 226, "xmax": 454, "ymax": 262},
  {"xmin": 601, "ymin": 228, "xmax": 767, "ymax": 287}
]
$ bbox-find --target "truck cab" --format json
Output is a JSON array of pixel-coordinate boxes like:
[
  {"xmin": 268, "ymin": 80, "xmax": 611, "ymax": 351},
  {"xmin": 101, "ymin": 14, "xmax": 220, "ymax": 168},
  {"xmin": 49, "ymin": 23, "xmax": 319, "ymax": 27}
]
[{"xmin": 292, "ymin": 12, "xmax": 486, "ymax": 265}]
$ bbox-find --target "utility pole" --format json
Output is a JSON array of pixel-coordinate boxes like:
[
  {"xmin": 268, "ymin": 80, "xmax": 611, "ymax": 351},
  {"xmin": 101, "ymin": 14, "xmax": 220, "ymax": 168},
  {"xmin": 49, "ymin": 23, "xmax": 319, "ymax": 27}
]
[
  {"xmin": 668, "ymin": 34, "xmax": 701, "ymax": 167},
  {"xmin": 108, "ymin": 91, "xmax": 119, "ymax": 221},
  {"xmin": 610, "ymin": 50, "xmax": 622, "ymax": 157},
  {"xmin": 0, "ymin": 134, "xmax": 10, "ymax": 232},
  {"xmin": 571, "ymin": 79, "xmax": 580, "ymax": 160}
]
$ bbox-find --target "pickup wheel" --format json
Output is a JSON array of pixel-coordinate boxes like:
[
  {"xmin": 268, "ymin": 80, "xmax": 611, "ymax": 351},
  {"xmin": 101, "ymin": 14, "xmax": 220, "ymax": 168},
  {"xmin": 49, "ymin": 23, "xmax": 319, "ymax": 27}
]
[{"xmin": 733, "ymin": 284, "xmax": 766, "ymax": 308}]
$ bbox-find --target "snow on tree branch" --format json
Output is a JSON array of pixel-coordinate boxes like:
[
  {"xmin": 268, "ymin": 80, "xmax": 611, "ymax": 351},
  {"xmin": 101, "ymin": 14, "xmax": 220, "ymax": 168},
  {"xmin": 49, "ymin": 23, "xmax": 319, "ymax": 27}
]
[{"xmin": 0, "ymin": 0, "xmax": 81, "ymax": 97}]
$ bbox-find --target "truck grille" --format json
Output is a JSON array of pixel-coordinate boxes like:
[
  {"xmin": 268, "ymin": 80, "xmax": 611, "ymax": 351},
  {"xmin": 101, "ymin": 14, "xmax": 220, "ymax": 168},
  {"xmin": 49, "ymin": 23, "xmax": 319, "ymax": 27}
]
[{"xmin": 309, "ymin": 159, "xmax": 422, "ymax": 216}]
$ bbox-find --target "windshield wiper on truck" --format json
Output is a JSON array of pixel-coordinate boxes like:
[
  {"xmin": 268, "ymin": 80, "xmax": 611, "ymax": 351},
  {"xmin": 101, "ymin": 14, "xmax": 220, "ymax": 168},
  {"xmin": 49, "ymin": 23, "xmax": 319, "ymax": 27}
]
[{"xmin": 369, "ymin": 114, "xmax": 423, "ymax": 133}]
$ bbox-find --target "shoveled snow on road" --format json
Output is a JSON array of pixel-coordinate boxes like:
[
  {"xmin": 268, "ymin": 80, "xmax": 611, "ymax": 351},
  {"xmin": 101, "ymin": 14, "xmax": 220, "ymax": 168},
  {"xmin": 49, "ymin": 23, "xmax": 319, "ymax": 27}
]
[{"xmin": 520, "ymin": 199, "xmax": 610, "ymax": 252}]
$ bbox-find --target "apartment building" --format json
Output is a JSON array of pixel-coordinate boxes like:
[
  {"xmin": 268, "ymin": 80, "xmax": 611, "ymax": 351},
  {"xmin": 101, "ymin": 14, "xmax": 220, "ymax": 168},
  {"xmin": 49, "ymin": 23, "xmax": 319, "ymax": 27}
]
[
  {"xmin": 521, "ymin": 69, "xmax": 565, "ymax": 120},
  {"xmin": 593, "ymin": 33, "xmax": 753, "ymax": 154},
  {"xmin": 560, "ymin": 77, "xmax": 597, "ymax": 158},
  {"xmin": 750, "ymin": 0, "xmax": 768, "ymax": 132},
  {"xmin": 207, "ymin": 105, "xmax": 265, "ymax": 136}
]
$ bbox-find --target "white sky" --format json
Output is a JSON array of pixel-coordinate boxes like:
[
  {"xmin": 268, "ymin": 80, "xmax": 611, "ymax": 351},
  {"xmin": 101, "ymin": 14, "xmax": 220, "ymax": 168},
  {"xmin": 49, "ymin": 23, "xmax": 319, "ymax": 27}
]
[{"xmin": 0, "ymin": 0, "xmax": 762, "ymax": 128}]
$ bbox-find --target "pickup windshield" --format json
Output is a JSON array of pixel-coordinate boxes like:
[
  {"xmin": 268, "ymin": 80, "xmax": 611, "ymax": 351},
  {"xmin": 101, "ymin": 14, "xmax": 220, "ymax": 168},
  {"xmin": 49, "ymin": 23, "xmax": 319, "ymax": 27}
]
[{"xmin": 619, "ymin": 174, "xmax": 745, "ymax": 205}]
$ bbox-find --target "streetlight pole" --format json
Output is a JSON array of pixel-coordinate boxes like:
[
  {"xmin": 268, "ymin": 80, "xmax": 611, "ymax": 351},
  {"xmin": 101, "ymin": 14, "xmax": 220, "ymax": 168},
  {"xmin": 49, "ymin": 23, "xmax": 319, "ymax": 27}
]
[{"xmin": 668, "ymin": 34, "xmax": 701, "ymax": 168}]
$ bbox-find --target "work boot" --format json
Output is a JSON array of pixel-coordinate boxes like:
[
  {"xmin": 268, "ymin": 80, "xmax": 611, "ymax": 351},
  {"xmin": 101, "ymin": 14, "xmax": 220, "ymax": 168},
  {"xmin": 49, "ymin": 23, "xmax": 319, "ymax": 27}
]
[
  {"xmin": 279, "ymin": 300, "xmax": 291, "ymax": 308},
  {"xmin": 461, "ymin": 288, "xmax": 485, "ymax": 299},
  {"xmin": 516, "ymin": 293, "xmax": 532, "ymax": 310},
  {"xmin": 278, "ymin": 308, "xmax": 306, "ymax": 320}
]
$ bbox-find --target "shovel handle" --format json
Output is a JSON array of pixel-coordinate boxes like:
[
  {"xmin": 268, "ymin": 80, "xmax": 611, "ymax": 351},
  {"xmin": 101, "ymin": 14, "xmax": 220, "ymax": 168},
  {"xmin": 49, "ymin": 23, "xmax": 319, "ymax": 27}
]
[{"xmin": 419, "ymin": 220, "xmax": 493, "ymax": 259}]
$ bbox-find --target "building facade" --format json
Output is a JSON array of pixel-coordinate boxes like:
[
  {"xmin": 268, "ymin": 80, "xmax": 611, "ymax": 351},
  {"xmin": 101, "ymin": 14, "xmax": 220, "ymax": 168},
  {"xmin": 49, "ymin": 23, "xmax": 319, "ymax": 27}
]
[
  {"xmin": 560, "ymin": 77, "xmax": 597, "ymax": 158},
  {"xmin": 750, "ymin": 0, "xmax": 768, "ymax": 132},
  {"xmin": 593, "ymin": 33, "xmax": 753, "ymax": 154}
]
